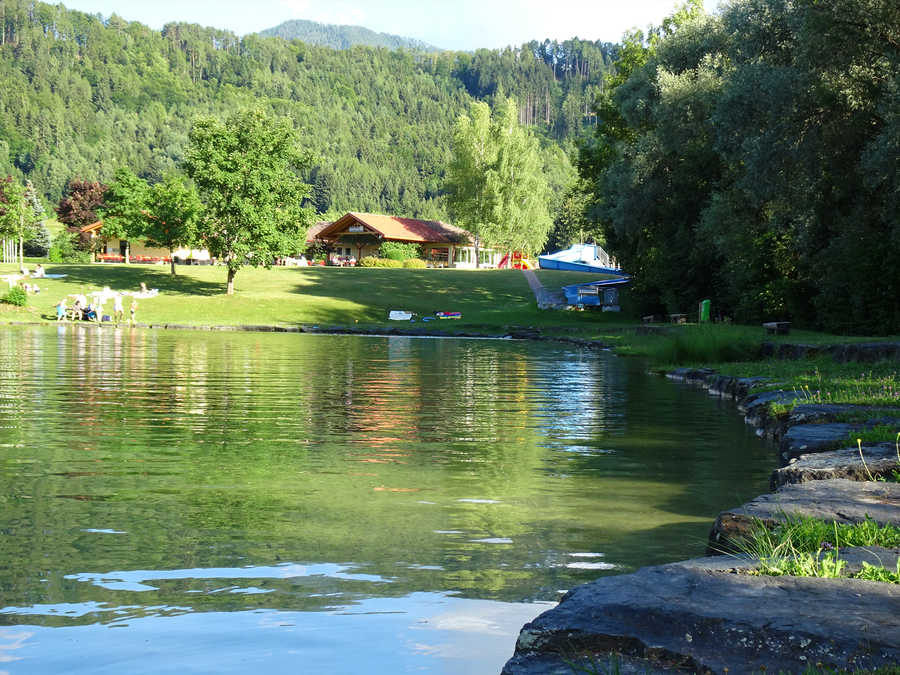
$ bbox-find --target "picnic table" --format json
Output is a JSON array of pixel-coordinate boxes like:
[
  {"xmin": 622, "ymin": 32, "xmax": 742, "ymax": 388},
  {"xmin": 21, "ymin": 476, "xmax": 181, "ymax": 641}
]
[{"xmin": 763, "ymin": 321, "xmax": 791, "ymax": 335}]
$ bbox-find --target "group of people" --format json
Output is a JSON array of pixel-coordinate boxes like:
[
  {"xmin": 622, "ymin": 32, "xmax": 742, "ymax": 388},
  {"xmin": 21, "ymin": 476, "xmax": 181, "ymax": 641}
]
[
  {"xmin": 4, "ymin": 264, "xmax": 45, "ymax": 295},
  {"xmin": 56, "ymin": 286, "xmax": 137, "ymax": 326},
  {"xmin": 329, "ymin": 254, "xmax": 357, "ymax": 267}
]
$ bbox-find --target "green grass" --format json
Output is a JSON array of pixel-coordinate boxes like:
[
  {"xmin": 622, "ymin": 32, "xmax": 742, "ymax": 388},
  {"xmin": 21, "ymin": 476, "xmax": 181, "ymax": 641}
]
[
  {"xmin": 674, "ymin": 357, "xmax": 900, "ymax": 409},
  {"xmin": 617, "ymin": 324, "xmax": 764, "ymax": 363},
  {"xmin": 737, "ymin": 516, "xmax": 900, "ymax": 583},
  {"xmin": 0, "ymin": 262, "xmax": 636, "ymax": 334}
]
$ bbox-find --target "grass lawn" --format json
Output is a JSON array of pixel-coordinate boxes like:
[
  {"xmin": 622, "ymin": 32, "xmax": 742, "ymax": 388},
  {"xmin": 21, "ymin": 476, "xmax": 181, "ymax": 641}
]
[{"xmin": 0, "ymin": 262, "xmax": 635, "ymax": 334}]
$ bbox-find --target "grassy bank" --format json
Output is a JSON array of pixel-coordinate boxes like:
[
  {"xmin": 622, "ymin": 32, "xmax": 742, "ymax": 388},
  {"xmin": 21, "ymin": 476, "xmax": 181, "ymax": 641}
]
[{"xmin": 0, "ymin": 262, "xmax": 635, "ymax": 334}]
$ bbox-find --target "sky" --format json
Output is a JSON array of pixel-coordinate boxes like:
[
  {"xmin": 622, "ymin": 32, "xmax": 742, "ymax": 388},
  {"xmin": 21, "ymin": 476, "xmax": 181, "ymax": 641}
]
[{"xmin": 55, "ymin": 0, "xmax": 722, "ymax": 51}]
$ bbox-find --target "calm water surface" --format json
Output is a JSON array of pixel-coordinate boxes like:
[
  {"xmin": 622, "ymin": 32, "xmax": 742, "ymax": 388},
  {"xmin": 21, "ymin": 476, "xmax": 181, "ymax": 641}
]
[{"xmin": 0, "ymin": 325, "xmax": 774, "ymax": 673}]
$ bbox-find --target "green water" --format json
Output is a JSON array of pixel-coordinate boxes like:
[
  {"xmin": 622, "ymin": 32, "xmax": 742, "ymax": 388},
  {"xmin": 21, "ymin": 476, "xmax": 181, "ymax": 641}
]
[{"xmin": 0, "ymin": 325, "xmax": 774, "ymax": 673}]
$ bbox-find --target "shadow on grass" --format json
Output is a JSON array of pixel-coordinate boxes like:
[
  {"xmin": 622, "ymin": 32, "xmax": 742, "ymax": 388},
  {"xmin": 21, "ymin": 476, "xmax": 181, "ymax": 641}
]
[{"xmin": 48, "ymin": 264, "xmax": 223, "ymax": 297}]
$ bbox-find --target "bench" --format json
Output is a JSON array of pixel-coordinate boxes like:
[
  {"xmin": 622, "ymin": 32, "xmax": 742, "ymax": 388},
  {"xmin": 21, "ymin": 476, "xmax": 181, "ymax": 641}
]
[
  {"xmin": 669, "ymin": 313, "xmax": 688, "ymax": 324},
  {"xmin": 642, "ymin": 315, "xmax": 661, "ymax": 324},
  {"xmin": 763, "ymin": 321, "xmax": 791, "ymax": 335}
]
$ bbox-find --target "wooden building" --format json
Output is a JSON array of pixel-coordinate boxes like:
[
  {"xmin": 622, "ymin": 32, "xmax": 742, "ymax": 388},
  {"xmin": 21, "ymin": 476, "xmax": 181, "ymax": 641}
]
[
  {"xmin": 79, "ymin": 221, "xmax": 211, "ymax": 264},
  {"xmin": 313, "ymin": 212, "xmax": 500, "ymax": 268}
]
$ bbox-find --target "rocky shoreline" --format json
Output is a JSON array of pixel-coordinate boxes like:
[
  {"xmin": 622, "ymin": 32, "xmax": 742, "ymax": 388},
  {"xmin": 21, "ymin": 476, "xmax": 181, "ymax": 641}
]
[{"xmin": 503, "ymin": 348, "xmax": 900, "ymax": 674}]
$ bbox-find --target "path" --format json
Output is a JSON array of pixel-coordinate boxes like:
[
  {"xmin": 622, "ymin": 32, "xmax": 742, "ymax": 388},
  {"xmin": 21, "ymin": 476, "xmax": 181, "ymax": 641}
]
[{"xmin": 521, "ymin": 269, "xmax": 566, "ymax": 309}]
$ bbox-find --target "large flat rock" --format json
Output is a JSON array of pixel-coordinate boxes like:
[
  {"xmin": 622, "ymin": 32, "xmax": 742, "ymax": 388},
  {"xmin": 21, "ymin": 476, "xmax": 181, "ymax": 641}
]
[
  {"xmin": 709, "ymin": 479, "xmax": 900, "ymax": 553},
  {"xmin": 780, "ymin": 423, "xmax": 859, "ymax": 461},
  {"xmin": 773, "ymin": 443, "xmax": 900, "ymax": 489},
  {"xmin": 502, "ymin": 556, "xmax": 900, "ymax": 674}
]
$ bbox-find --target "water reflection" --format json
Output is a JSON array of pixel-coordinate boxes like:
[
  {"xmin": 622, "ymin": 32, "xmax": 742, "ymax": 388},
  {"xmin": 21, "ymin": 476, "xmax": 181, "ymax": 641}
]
[{"xmin": 0, "ymin": 325, "xmax": 774, "ymax": 673}]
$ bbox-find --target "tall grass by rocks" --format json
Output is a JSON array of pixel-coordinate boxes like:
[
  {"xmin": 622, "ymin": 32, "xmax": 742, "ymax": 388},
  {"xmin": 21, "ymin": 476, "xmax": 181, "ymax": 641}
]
[
  {"xmin": 629, "ymin": 325, "xmax": 762, "ymax": 365},
  {"xmin": 736, "ymin": 516, "xmax": 900, "ymax": 583}
]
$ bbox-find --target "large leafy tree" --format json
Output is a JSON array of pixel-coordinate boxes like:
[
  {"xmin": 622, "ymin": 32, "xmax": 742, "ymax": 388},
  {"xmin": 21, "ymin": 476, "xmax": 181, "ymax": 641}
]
[
  {"xmin": 144, "ymin": 173, "xmax": 204, "ymax": 276},
  {"xmin": 56, "ymin": 179, "xmax": 107, "ymax": 229},
  {"xmin": 184, "ymin": 108, "xmax": 314, "ymax": 294},
  {"xmin": 100, "ymin": 167, "xmax": 150, "ymax": 263},
  {"xmin": 0, "ymin": 176, "xmax": 29, "ymax": 266},
  {"xmin": 578, "ymin": 0, "xmax": 900, "ymax": 332},
  {"xmin": 445, "ymin": 97, "xmax": 552, "ymax": 264}
]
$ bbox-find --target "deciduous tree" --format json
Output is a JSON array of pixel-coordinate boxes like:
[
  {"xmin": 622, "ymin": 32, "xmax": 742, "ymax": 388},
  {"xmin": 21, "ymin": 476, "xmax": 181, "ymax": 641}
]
[
  {"xmin": 56, "ymin": 179, "xmax": 107, "ymax": 229},
  {"xmin": 445, "ymin": 98, "xmax": 552, "ymax": 264},
  {"xmin": 0, "ymin": 176, "xmax": 28, "ymax": 266},
  {"xmin": 184, "ymin": 108, "xmax": 313, "ymax": 294},
  {"xmin": 100, "ymin": 168, "xmax": 150, "ymax": 263},
  {"xmin": 145, "ymin": 174, "xmax": 204, "ymax": 276}
]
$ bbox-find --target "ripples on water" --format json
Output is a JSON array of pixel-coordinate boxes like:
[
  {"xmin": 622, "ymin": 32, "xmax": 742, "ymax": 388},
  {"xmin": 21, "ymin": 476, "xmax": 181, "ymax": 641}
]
[{"xmin": 0, "ymin": 325, "xmax": 774, "ymax": 673}]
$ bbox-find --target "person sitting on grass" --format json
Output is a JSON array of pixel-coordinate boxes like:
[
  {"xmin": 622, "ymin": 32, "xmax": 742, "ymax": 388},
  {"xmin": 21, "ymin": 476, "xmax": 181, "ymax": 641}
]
[
  {"xmin": 33, "ymin": 264, "xmax": 45, "ymax": 278},
  {"xmin": 84, "ymin": 304, "xmax": 97, "ymax": 322}
]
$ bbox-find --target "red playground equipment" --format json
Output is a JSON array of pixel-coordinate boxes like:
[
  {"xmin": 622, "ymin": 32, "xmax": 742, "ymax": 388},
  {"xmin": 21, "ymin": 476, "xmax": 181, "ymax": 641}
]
[{"xmin": 498, "ymin": 251, "xmax": 533, "ymax": 270}]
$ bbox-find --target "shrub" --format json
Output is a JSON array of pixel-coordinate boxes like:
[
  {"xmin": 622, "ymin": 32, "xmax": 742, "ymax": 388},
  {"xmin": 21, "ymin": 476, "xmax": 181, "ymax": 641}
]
[
  {"xmin": 3, "ymin": 286, "xmax": 27, "ymax": 307},
  {"xmin": 48, "ymin": 230, "xmax": 90, "ymax": 263},
  {"xmin": 402, "ymin": 258, "xmax": 427, "ymax": 268},
  {"xmin": 379, "ymin": 241, "xmax": 421, "ymax": 261},
  {"xmin": 359, "ymin": 257, "xmax": 402, "ymax": 268}
]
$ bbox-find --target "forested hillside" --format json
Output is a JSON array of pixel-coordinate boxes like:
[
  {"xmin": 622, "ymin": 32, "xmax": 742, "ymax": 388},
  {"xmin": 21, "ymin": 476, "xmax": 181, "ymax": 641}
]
[
  {"xmin": 0, "ymin": 0, "xmax": 616, "ymax": 224},
  {"xmin": 259, "ymin": 18, "xmax": 440, "ymax": 52}
]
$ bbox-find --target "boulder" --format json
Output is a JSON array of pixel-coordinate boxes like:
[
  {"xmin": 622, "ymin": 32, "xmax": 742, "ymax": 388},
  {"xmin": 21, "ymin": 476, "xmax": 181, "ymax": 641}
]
[
  {"xmin": 503, "ymin": 555, "xmax": 900, "ymax": 674},
  {"xmin": 772, "ymin": 443, "xmax": 900, "ymax": 489},
  {"xmin": 779, "ymin": 422, "xmax": 859, "ymax": 462}
]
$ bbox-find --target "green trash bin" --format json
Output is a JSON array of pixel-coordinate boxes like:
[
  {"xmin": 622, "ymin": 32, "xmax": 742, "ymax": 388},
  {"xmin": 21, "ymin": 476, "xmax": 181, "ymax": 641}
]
[{"xmin": 699, "ymin": 299, "xmax": 711, "ymax": 323}]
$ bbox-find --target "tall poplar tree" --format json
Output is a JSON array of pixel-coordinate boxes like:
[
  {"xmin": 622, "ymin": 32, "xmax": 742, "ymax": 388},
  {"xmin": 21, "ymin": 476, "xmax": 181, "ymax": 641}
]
[{"xmin": 445, "ymin": 98, "xmax": 552, "ymax": 265}]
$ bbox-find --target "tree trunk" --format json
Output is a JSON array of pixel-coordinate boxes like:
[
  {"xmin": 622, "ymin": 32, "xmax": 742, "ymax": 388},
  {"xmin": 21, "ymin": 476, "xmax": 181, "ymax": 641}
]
[
  {"xmin": 125, "ymin": 241, "xmax": 130, "ymax": 264},
  {"xmin": 474, "ymin": 237, "xmax": 480, "ymax": 269},
  {"xmin": 226, "ymin": 267, "xmax": 236, "ymax": 295},
  {"xmin": 170, "ymin": 249, "xmax": 177, "ymax": 276}
]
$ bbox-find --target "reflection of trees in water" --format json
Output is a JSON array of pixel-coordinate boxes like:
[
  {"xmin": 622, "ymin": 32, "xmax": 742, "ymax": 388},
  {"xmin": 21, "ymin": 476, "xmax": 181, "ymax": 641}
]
[{"xmin": 0, "ymin": 328, "xmax": 773, "ymax": 614}]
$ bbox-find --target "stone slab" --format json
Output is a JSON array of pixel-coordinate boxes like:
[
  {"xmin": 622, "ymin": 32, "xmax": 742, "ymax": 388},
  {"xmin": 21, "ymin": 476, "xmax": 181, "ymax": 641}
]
[
  {"xmin": 780, "ymin": 422, "xmax": 859, "ymax": 461},
  {"xmin": 502, "ymin": 556, "xmax": 900, "ymax": 674},
  {"xmin": 773, "ymin": 443, "xmax": 900, "ymax": 489},
  {"xmin": 709, "ymin": 479, "xmax": 900, "ymax": 553}
]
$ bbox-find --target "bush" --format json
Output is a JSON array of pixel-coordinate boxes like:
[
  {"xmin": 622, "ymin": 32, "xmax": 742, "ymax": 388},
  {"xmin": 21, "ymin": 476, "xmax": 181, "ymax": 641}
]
[
  {"xmin": 379, "ymin": 241, "xmax": 421, "ymax": 261},
  {"xmin": 3, "ymin": 286, "xmax": 27, "ymax": 307},
  {"xmin": 359, "ymin": 257, "xmax": 402, "ymax": 268},
  {"xmin": 48, "ymin": 230, "xmax": 90, "ymax": 263},
  {"xmin": 402, "ymin": 258, "xmax": 427, "ymax": 268}
]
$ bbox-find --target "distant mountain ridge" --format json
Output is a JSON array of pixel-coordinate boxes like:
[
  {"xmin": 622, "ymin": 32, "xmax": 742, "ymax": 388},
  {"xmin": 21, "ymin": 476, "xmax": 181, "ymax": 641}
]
[{"xmin": 259, "ymin": 18, "xmax": 441, "ymax": 52}]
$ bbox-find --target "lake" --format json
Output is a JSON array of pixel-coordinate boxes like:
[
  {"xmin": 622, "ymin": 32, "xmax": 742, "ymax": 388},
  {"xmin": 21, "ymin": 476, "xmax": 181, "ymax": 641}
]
[{"xmin": 0, "ymin": 325, "xmax": 774, "ymax": 673}]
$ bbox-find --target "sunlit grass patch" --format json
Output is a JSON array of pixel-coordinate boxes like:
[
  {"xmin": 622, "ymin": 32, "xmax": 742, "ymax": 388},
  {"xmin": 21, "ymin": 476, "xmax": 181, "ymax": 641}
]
[{"xmin": 735, "ymin": 516, "xmax": 900, "ymax": 583}]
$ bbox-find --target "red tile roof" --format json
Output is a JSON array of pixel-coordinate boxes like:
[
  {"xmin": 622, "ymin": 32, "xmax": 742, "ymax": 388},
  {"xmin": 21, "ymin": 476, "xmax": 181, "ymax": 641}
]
[{"xmin": 315, "ymin": 212, "xmax": 471, "ymax": 244}]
